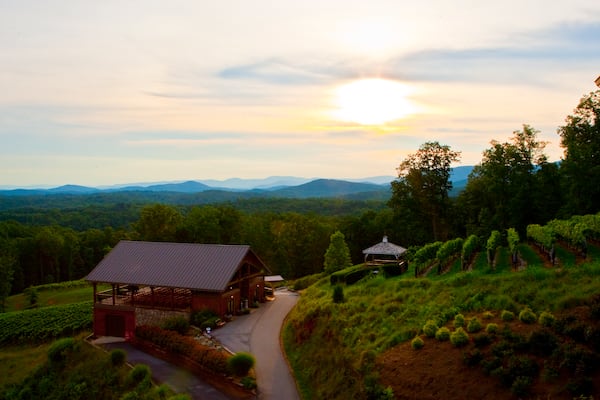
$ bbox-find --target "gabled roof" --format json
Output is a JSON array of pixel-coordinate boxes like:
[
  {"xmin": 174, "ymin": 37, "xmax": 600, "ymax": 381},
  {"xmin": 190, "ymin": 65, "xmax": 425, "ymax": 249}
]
[
  {"xmin": 362, "ymin": 236, "xmax": 407, "ymax": 257},
  {"xmin": 85, "ymin": 240, "xmax": 268, "ymax": 292}
]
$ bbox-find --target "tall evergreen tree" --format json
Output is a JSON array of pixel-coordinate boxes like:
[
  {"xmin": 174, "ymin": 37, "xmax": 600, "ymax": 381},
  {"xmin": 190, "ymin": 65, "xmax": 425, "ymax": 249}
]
[{"xmin": 323, "ymin": 230, "xmax": 352, "ymax": 274}]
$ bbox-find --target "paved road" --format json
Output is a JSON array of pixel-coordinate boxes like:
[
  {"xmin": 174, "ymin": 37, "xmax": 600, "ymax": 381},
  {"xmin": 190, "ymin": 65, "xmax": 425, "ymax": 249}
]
[
  {"xmin": 103, "ymin": 341, "xmax": 234, "ymax": 400},
  {"xmin": 212, "ymin": 288, "xmax": 300, "ymax": 400}
]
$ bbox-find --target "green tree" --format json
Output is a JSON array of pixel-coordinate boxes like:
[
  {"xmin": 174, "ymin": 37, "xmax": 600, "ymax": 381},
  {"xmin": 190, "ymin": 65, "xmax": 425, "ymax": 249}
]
[
  {"xmin": 460, "ymin": 125, "xmax": 549, "ymax": 235},
  {"xmin": 389, "ymin": 142, "xmax": 461, "ymax": 242},
  {"xmin": 323, "ymin": 230, "xmax": 352, "ymax": 274},
  {"xmin": 134, "ymin": 204, "xmax": 182, "ymax": 241},
  {"xmin": 558, "ymin": 90, "xmax": 600, "ymax": 215}
]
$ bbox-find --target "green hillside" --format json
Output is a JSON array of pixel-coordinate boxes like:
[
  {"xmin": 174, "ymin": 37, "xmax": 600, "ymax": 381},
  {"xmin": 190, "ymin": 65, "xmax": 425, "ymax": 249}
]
[{"xmin": 283, "ymin": 243, "xmax": 600, "ymax": 399}]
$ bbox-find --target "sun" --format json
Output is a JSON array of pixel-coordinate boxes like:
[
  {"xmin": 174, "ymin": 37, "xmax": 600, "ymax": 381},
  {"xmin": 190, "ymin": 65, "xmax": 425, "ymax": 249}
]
[{"xmin": 332, "ymin": 78, "xmax": 415, "ymax": 125}]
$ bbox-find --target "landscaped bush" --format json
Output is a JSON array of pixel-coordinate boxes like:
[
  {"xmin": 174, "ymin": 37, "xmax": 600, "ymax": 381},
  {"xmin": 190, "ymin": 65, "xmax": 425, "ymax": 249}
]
[
  {"xmin": 528, "ymin": 329, "xmax": 558, "ymax": 357},
  {"xmin": 422, "ymin": 320, "xmax": 438, "ymax": 338},
  {"xmin": 435, "ymin": 327, "xmax": 451, "ymax": 341},
  {"xmin": 161, "ymin": 315, "xmax": 190, "ymax": 335},
  {"xmin": 128, "ymin": 364, "xmax": 151, "ymax": 385},
  {"xmin": 463, "ymin": 348, "xmax": 483, "ymax": 366},
  {"xmin": 450, "ymin": 328, "xmax": 469, "ymax": 347},
  {"xmin": 332, "ymin": 285, "xmax": 345, "ymax": 303},
  {"xmin": 453, "ymin": 313, "xmax": 465, "ymax": 328},
  {"xmin": 473, "ymin": 333, "xmax": 492, "ymax": 348},
  {"xmin": 191, "ymin": 309, "xmax": 218, "ymax": 328},
  {"xmin": 486, "ymin": 323, "xmax": 499, "ymax": 334},
  {"xmin": 538, "ymin": 311, "xmax": 555, "ymax": 327},
  {"xmin": 47, "ymin": 337, "xmax": 77, "ymax": 365},
  {"xmin": 241, "ymin": 376, "xmax": 257, "ymax": 390},
  {"xmin": 501, "ymin": 310, "xmax": 515, "ymax": 321},
  {"xmin": 411, "ymin": 336, "xmax": 424, "ymax": 350},
  {"xmin": 110, "ymin": 348, "xmax": 127, "ymax": 366},
  {"xmin": 227, "ymin": 352, "xmax": 255, "ymax": 377},
  {"xmin": 467, "ymin": 317, "xmax": 483, "ymax": 333},
  {"xmin": 519, "ymin": 308, "xmax": 537, "ymax": 324}
]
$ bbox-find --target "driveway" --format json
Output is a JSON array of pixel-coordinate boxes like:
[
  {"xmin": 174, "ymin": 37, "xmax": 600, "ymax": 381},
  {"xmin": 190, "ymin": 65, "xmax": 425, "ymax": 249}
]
[
  {"xmin": 102, "ymin": 341, "xmax": 234, "ymax": 400},
  {"xmin": 212, "ymin": 287, "xmax": 300, "ymax": 400}
]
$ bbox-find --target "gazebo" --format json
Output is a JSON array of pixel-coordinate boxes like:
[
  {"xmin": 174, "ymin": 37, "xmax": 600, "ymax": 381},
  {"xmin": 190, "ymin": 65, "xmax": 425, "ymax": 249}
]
[{"xmin": 362, "ymin": 236, "xmax": 408, "ymax": 272}]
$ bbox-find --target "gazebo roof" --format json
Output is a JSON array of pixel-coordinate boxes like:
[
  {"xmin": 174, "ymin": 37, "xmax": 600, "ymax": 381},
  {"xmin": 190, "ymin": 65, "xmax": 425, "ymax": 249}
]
[{"xmin": 362, "ymin": 236, "xmax": 407, "ymax": 257}]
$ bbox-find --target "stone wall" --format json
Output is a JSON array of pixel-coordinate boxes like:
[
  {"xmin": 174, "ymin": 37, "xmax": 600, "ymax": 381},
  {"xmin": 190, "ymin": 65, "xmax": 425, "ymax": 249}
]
[{"xmin": 135, "ymin": 307, "xmax": 190, "ymax": 327}]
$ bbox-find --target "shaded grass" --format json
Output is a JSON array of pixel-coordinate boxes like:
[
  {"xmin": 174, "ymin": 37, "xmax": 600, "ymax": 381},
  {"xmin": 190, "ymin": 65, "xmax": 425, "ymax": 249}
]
[{"xmin": 0, "ymin": 342, "xmax": 52, "ymax": 388}]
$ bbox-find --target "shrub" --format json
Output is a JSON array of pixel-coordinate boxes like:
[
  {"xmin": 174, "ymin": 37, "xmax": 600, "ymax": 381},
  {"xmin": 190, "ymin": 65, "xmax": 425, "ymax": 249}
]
[
  {"xmin": 486, "ymin": 323, "xmax": 499, "ymax": 334},
  {"xmin": 450, "ymin": 328, "xmax": 469, "ymax": 347},
  {"xmin": 435, "ymin": 327, "xmax": 451, "ymax": 341},
  {"xmin": 47, "ymin": 337, "xmax": 77, "ymax": 365},
  {"xmin": 200, "ymin": 317, "xmax": 220, "ymax": 331},
  {"xmin": 453, "ymin": 313, "xmax": 465, "ymax": 328},
  {"xmin": 241, "ymin": 376, "xmax": 257, "ymax": 390},
  {"xmin": 511, "ymin": 376, "xmax": 532, "ymax": 397},
  {"xmin": 519, "ymin": 308, "xmax": 537, "ymax": 324},
  {"xmin": 528, "ymin": 329, "xmax": 558, "ymax": 357},
  {"xmin": 110, "ymin": 349, "xmax": 127, "ymax": 366},
  {"xmin": 128, "ymin": 364, "xmax": 151, "ymax": 385},
  {"xmin": 191, "ymin": 309, "xmax": 218, "ymax": 327},
  {"xmin": 161, "ymin": 315, "xmax": 190, "ymax": 335},
  {"xmin": 473, "ymin": 333, "xmax": 492, "ymax": 348},
  {"xmin": 501, "ymin": 310, "xmax": 515, "ymax": 321},
  {"xmin": 538, "ymin": 311, "xmax": 555, "ymax": 327},
  {"xmin": 422, "ymin": 320, "xmax": 439, "ymax": 338},
  {"xmin": 332, "ymin": 285, "xmax": 345, "ymax": 303},
  {"xmin": 227, "ymin": 352, "xmax": 255, "ymax": 377},
  {"xmin": 411, "ymin": 336, "xmax": 424, "ymax": 350},
  {"xmin": 463, "ymin": 349, "xmax": 483, "ymax": 366},
  {"xmin": 467, "ymin": 317, "xmax": 483, "ymax": 333},
  {"xmin": 482, "ymin": 311, "xmax": 494, "ymax": 320}
]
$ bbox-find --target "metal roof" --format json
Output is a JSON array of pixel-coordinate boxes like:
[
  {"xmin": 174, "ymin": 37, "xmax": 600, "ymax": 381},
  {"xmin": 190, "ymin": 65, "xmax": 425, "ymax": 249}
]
[
  {"xmin": 85, "ymin": 240, "xmax": 267, "ymax": 291},
  {"xmin": 362, "ymin": 236, "xmax": 407, "ymax": 257}
]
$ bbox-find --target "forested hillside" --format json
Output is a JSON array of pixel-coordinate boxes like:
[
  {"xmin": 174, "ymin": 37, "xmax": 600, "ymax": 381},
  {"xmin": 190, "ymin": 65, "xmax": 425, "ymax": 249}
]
[{"xmin": 0, "ymin": 90, "xmax": 599, "ymax": 306}]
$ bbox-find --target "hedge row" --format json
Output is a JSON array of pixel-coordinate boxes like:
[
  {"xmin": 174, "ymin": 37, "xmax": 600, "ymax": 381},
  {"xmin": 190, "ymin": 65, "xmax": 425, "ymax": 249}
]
[{"xmin": 135, "ymin": 325, "xmax": 229, "ymax": 375}]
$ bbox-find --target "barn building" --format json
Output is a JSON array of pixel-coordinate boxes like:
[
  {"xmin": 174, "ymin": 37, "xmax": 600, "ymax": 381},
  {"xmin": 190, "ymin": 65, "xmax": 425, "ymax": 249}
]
[{"xmin": 85, "ymin": 240, "xmax": 270, "ymax": 338}]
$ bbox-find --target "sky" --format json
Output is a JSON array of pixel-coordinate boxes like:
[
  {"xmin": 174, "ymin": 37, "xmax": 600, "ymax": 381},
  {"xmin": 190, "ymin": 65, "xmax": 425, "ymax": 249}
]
[{"xmin": 1, "ymin": 1, "xmax": 600, "ymax": 187}]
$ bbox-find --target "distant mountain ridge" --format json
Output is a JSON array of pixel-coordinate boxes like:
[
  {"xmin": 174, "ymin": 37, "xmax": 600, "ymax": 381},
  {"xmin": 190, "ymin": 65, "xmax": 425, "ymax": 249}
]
[{"xmin": 0, "ymin": 166, "xmax": 474, "ymax": 198}]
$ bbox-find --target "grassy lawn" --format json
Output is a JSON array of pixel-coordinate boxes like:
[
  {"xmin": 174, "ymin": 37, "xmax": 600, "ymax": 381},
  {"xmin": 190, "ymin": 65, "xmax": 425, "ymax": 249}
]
[
  {"xmin": 0, "ymin": 342, "xmax": 52, "ymax": 388},
  {"xmin": 5, "ymin": 283, "xmax": 108, "ymax": 312}
]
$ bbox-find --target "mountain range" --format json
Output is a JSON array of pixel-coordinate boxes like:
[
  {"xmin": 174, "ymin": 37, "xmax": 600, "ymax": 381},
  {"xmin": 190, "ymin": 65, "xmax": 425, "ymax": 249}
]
[{"xmin": 0, "ymin": 166, "xmax": 473, "ymax": 199}]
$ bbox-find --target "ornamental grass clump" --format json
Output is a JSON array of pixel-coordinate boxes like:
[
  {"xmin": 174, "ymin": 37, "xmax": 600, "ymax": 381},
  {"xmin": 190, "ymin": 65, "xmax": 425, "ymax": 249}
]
[
  {"xmin": 467, "ymin": 317, "xmax": 483, "ymax": 333},
  {"xmin": 519, "ymin": 308, "xmax": 537, "ymax": 324},
  {"xmin": 422, "ymin": 320, "xmax": 439, "ymax": 338},
  {"xmin": 538, "ymin": 311, "xmax": 555, "ymax": 327},
  {"xmin": 501, "ymin": 310, "xmax": 515, "ymax": 322},
  {"xmin": 411, "ymin": 336, "xmax": 424, "ymax": 350},
  {"xmin": 453, "ymin": 313, "xmax": 465, "ymax": 328},
  {"xmin": 450, "ymin": 327, "xmax": 470, "ymax": 347},
  {"xmin": 486, "ymin": 323, "xmax": 499, "ymax": 334},
  {"xmin": 435, "ymin": 327, "xmax": 451, "ymax": 341}
]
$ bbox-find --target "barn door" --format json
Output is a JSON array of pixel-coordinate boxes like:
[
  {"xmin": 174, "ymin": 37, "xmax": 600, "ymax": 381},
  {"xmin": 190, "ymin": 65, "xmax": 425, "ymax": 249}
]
[{"xmin": 105, "ymin": 314, "xmax": 125, "ymax": 337}]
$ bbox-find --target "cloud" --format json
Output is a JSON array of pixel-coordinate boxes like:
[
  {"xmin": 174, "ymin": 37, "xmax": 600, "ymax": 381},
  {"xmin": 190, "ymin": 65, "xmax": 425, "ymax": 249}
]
[{"xmin": 386, "ymin": 21, "xmax": 600, "ymax": 85}]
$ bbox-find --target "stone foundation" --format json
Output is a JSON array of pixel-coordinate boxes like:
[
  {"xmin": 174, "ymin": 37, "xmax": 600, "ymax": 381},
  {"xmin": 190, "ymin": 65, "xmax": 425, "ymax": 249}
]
[{"xmin": 135, "ymin": 307, "xmax": 190, "ymax": 327}]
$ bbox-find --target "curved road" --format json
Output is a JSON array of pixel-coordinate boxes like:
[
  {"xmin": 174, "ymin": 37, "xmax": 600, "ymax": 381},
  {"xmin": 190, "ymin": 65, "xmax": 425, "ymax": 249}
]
[{"xmin": 212, "ymin": 288, "xmax": 300, "ymax": 400}]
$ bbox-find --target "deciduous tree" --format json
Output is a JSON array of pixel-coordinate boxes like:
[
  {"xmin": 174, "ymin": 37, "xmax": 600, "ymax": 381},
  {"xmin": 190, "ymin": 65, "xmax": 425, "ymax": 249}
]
[{"xmin": 389, "ymin": 141, "xmax": 460, "ymax": 242}]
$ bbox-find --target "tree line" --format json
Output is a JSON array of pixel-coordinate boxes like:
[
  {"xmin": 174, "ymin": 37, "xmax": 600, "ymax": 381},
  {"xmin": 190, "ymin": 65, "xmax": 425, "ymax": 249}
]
[{"xmin": 0, "ymin": 90, "xmax": 598, "ymax": 306}]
